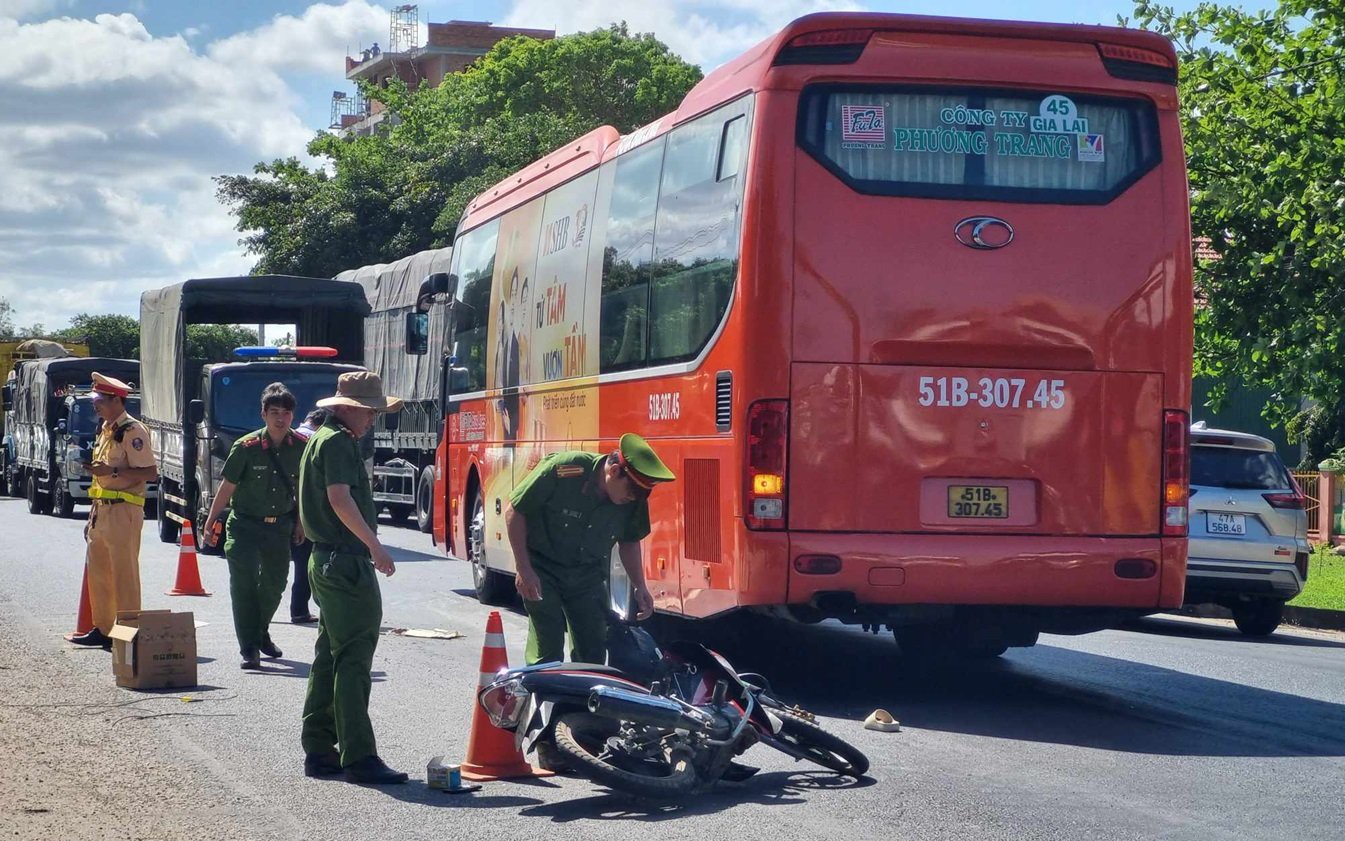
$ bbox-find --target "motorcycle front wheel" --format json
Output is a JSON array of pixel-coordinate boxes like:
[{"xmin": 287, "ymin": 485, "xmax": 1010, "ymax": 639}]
[
  {"xmin": 769, "ymin": 713, "xmax": 870, "ymax": 778},
  {"xmin": 552, "ymin": 711, "xmax": 699, "ymax": 799}
]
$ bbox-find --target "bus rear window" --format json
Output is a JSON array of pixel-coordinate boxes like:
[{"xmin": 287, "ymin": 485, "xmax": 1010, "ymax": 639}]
[{"xmin": 798, "ymin": 85, "xmax": 1161, "ymax": 204}]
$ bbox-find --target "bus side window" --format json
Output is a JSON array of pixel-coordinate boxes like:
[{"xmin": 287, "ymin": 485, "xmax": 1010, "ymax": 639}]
[
  {"xmin": 648, "ymin": 101, "xmax": 750, "ymax": 365},
  {"xmin": 599, "ymin": 137, "xmax": 666, "ymax": 373},
  {"xmin": 718, "ymin": 115, "xmax": 746, "ymax": 182},
  {"xmin": 451, "ymin": 219, "xmax": 500, "ymax": 392}
]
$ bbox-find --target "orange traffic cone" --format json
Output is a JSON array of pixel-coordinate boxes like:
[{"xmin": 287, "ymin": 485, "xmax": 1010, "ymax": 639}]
[
  {"xmin": 166, "ymin": 522, "xmax": 211, "ymax": 596},
  {"xmin": 62, "ymin": 565, "xmax": 93, "ymax": 641},
  {"xmin": 460, "ymin": 611, "xmax": 552, "ymax": 781}
]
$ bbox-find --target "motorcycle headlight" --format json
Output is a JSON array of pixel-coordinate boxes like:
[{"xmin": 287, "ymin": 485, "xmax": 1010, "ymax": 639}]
[{"xmin": 478, "ymin": 677, "xmax": 528, "ymax": 729}]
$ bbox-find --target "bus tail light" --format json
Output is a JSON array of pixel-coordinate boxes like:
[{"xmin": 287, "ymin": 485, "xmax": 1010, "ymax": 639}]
[
  {"xmin": 745, "ymin": 400, "xmax": 789, "ymax": 530},
  {"xmin": 1161, "ymin": 410, "xmax": 1189, "ymax": 536},
  {"xmin": 1097, "ymin": 42, "xmax": 1177, "ymax": 85},
  {"xmin": 774, "ymin": 29, "xmax": 873, "ymax": 66}
]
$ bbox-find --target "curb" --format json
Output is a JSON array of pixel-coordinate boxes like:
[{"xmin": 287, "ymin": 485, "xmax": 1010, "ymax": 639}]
[{"xmin": 1174, "ymin": 604, "xmax": 1345, "ymax": 632}]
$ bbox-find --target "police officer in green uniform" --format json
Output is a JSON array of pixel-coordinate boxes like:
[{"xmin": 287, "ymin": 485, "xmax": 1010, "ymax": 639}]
[
  {"xmin": 505, "ymin": 433, "xmax": 675, "ymax": 666},
  {"xmin": 298, "ymin": 372, "xmax": 408, "ymax": 785},
  {"xmin": 204, "ymin": 383, "xmax": 305, "ymax": 670}
]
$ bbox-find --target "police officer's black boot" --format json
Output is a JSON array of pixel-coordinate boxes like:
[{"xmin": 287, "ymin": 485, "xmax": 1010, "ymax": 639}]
[
  {"xmin": 342, "ymin": 755, "xmax": 408, "ymax": 785},
  {"xmin": 259, "ymin": 635, "xmax": 283, "ymax": 659},
  {"xmin": 240, "ymin": 647, "xmax": 261, "ymax": 670}
]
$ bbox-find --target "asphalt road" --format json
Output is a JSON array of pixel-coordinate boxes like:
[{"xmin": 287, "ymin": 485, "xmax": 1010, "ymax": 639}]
[{"xmin": 1, "ymin": 495, "xmax": 1342, "ymax": 840}]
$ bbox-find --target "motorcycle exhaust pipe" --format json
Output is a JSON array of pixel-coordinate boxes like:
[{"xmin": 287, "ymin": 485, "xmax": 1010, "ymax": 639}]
[{"xmin": 587, "ymin": 686, "xmax": 718, "ymax": 734}]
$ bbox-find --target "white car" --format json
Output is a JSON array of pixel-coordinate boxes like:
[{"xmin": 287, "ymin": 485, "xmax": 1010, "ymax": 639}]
[{"xmin": 1185, "ymin": 423, "xmax": 1310, "ymax": 636}]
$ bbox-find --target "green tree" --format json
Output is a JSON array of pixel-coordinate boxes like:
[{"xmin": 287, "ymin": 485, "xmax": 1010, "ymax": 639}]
[
  {"xmin": 1133, "ymin": 1, "xmax": 1345, "ymax": 460},
  {"xmin": 0, "ymin": 298, "xmax": 13, "ymax": 337},
  {"xmin": 216, "ymin": 24, "xmax": 700, "ymax": 278},
  {"xmin": 185, "ymin": 324, "xmax": 259, "ymax": 362},
  {"xmin": 53, "ymin": 313, "xmax": 140, "ymax": 358}
]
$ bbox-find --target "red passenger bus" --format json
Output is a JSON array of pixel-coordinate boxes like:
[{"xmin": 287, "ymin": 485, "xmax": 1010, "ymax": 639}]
[{"xmin": 418, "ymin": 12, "xmax": 1192, "ymax": 656}]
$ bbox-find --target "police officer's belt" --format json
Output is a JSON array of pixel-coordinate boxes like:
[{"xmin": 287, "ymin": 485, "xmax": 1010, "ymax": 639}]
[
  {"xmin": 312, "ymin": 541, "xmax": 368, "ymax": 556},
  {"xmin": 233, "ymin": 510, "xmax": 295, "ymax": 525},
  {"xmin": 89, "ymin": 487, "xmax": 146, "ymax": 506}
]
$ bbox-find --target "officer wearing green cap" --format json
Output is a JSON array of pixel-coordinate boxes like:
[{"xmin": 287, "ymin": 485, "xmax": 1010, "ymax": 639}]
[{"xmin": 505, "ymin": 433, "xmax": 675, "ymax": 666}]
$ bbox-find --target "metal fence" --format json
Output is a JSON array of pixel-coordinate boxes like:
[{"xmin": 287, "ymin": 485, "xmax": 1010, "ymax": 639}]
[{"xmin": 1292, "ymin": 471, "xmax": 1321, "ymax": 538}]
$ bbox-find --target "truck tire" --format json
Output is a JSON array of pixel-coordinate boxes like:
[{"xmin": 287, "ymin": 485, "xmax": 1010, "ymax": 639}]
[
  {"xmin": 27, "ymin": 474, "xmax": 51, "ymax": 516},
  {"xmin": 54, "ymin": 483, "xmax": 75, "ymax": 519},
  {"xmin": 157, "ymin": 491, "xmax": 180, "ymax": 544},
  {"xmin": 415, "ymin": 465, "xmax": 435, "ymax": 534}
]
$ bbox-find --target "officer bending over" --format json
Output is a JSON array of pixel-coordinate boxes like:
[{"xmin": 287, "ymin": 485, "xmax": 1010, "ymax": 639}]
[{"xmin": 505, "ymin": 433, "xmax": 674, "ymax": 666}]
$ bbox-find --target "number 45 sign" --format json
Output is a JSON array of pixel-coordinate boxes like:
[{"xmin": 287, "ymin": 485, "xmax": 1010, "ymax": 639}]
[{"xmin": 1031, "ymin": 94, "xmax": 1088, "ymax": 135}]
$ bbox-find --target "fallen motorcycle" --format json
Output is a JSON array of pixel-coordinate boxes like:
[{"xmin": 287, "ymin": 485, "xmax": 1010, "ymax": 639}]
[{"xmin": 477, "ymin": 622, "xmax": 869, "ymax": 798}]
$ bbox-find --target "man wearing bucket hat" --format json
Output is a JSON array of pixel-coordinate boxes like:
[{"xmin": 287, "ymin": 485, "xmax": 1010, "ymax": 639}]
[
  {"xmin": 505, "ymin": 433, "xmax": 675, "ymax": 668},
  {"xmin": 297, "ymin": 371, "xmax": 408, "ymax": 785},
  {"xmin": 68, "ymin": 372, "xmax": 157, "ymax": 650}
]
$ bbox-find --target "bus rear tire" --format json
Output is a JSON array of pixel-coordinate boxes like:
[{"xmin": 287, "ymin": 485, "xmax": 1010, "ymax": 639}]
[{"xmin": 415, "ymin": 465, "xmax": 434, "ymax": 534}]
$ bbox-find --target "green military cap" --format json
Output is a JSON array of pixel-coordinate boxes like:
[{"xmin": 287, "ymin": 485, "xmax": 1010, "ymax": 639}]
[{"xmin": 617, "ymin": 433, "xmax": 675, "ymax": 490}]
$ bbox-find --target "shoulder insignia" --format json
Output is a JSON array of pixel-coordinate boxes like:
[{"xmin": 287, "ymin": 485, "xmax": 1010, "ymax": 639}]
[
  {"xmin": 241, "ymin": 437, "xmax": 262, "ymax": 448},
  {"xmin": 131, "ymin": 437, "xmax": 145, "ymax": 451},
  {"xmin": 555, "ymin": 465, "xmax": 585, "ymax": 478}
]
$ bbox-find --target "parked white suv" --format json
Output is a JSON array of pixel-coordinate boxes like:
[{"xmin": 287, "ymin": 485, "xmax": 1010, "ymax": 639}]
[{"xmin": 1185, "ymin": 423, "xmax": 1310, "ymax": 636}]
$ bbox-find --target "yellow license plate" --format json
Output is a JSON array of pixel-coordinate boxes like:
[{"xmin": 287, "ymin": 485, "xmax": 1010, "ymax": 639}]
[{"xmin": 948, "ymin": 485, "xmax": 1008, "ymax": 518}]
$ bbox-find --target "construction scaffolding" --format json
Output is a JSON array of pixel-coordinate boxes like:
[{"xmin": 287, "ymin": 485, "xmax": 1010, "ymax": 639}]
[
  {"xmin": 329, "ymin": 90, "xmax": 368, "ymax": 130},
  {"xmin": 390, "ymin": 4, "xmax": 419, "ymax": 54}
]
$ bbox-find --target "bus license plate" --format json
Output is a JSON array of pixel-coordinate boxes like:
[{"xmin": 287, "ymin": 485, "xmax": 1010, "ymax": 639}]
[
  {"xmin": 1208, "ymin": 512, "xmax": 1246, "ymax": 536},
  {"xmin": 948, "ymin": 486, "xmax": 1008, "ymax": 519}
]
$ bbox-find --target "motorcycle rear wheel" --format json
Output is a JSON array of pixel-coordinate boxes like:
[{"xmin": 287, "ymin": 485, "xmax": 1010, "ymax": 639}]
[
  {"xmin": 772, "ymin": 713, "xmax": 870, "ymax": 778},
  {"xmin": 552, "ymin": 712, "xmax": 699, "ymax": 799}
]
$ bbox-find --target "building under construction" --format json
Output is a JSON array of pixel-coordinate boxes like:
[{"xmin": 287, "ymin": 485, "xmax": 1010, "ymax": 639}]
[{"xmin": 331, "ymin": 5, "xmax": 553, "ymax": 135}]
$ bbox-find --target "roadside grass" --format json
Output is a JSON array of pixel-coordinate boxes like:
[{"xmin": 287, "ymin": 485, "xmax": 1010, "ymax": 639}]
[{"xmin": 1289, "ymin": 548, "xmax": 1345, "ymax": 611}]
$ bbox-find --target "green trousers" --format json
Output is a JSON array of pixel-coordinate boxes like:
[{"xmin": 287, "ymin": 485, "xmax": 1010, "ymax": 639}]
[
  {"xmin": 224, "ymin": 513, "xmax": 292, "ymax": 656},
  {"xmin": 524, "ymin": 560, "xmax": 608, "ymax": 665},
  {"xmin": 301, "ymin": 547, "xmax": 382, "ymax": 767}
]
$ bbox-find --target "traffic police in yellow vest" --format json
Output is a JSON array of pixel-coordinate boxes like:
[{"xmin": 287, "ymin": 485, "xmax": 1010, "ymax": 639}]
[
  {"xmin": 68, "ymin": 372, "xmax": 157, "ymax": 650},
  {"xmin": 506, "ymin": 433, "xmax": 675, "ymax": 665},
  {"xmin": 203, "ymin": 383, "xmax": 304, "ymax": 670}
]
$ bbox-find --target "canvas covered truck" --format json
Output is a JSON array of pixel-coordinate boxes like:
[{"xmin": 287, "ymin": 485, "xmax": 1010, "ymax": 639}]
[
  {"xmin": 7, "ymin": 356, "xmax": 157, "ymax": 518},
  {"xmin": 139, "ymin": 276, "xmax": 370, "ymax": 548},
  {"xmin": 1, "ymin": 338, "xmax": 89, "ymax": 496},
  {"xmin": 336, "ymin": 246, "xmax": 453, "ymax": 532}
]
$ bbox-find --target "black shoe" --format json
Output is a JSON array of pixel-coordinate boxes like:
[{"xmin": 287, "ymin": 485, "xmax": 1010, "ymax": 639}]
[
  {"xmin": 721, "ymin": 761, "xmax": 761, "ymax": 782},
  {"xmin": 291, "ymin": 614, "xmax": 318, "ymax": 624},
  {"xmin": 304, "ymin": 751, "xmax": 343, "ymax": 778},
  {"xmin": 259, "ymin": 638, "xmax": 283, "ymax": 659},
  {"xmin": 342, "ymin": 755, "xmax": 408, "ymax": 785},
  {"xmin": 240, "ymin": 649, "xmax": 261, "ymax": 670},
  {"xmin": 69, "ymin": 628, "xmax": 112, "ymax": 650}
]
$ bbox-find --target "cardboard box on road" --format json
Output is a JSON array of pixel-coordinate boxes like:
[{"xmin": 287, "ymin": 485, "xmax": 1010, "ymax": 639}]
[{"xmin": 109, "ymin": 609, "xmax": 197, "ymax": 690}]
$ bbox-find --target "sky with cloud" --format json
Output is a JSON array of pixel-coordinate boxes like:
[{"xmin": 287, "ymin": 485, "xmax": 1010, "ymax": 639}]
[{"xmin": 0, "ymin": 0, "xmax": 1271, "ymax": 331}]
